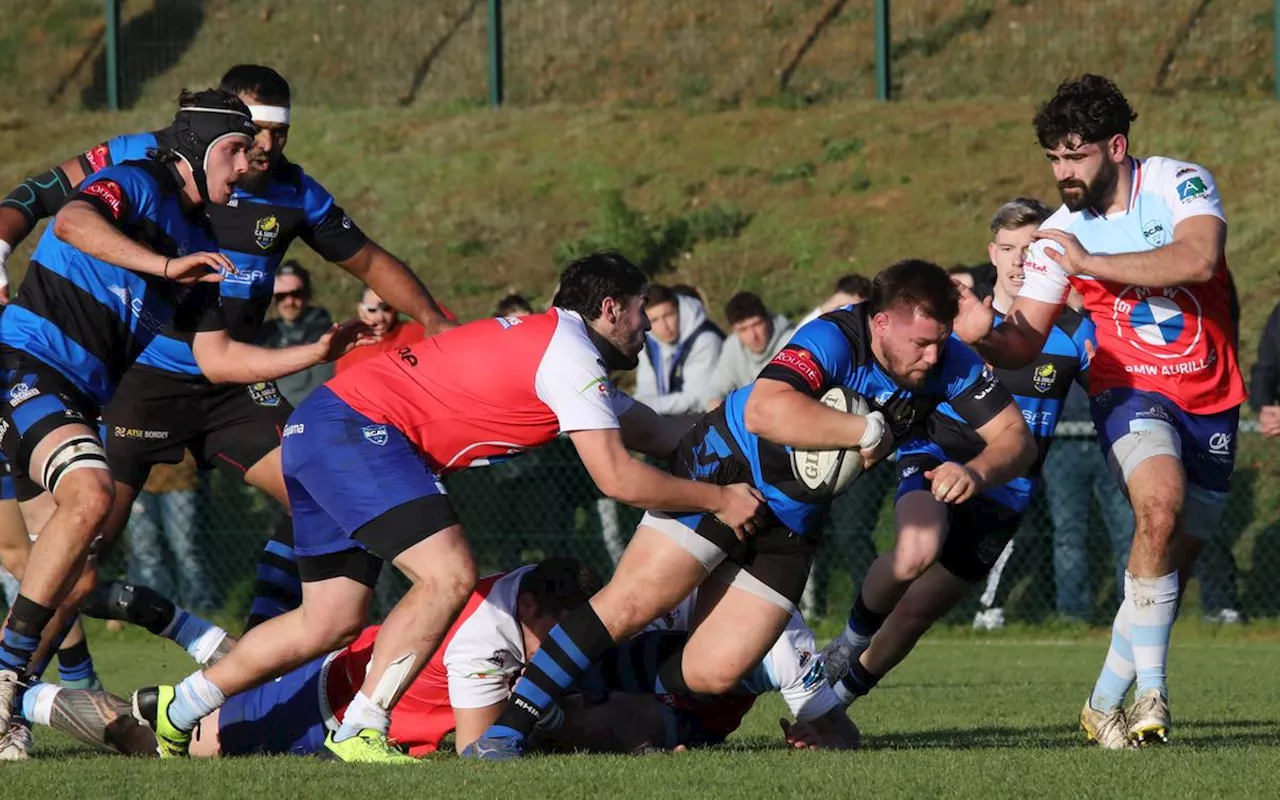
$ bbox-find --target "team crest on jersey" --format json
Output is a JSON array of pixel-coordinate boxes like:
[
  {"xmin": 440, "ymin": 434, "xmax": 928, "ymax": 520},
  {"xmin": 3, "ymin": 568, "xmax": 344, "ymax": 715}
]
[
  {"xmin": 254, "ymin": 215, "xmax": 280, "ymax": 250},
  {"xmin": 362, "ymin": 424, "xmax": 389, "ymax": 446},
  {"xmin": 1142, "ymin": 220, "xmax": 1169, "ymax": 247},
  {"xmin": 1112, "ymin": 285, "xmax": 1203, "ymax": 359},
  {"xmin": 1032, "ymin": 363, "xmax": 1056, "ymax": 393},
  {"xmin": 247, "ymin": 381, "xmax": 281, "ymax": 407}
]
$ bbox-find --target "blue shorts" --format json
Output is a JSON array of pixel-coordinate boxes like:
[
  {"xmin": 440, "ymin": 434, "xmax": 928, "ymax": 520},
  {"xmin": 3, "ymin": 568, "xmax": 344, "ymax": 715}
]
[
  {"xmin": 281, "ymin": 386, "xmax": 454, "ymax": 560},
  {"xmin": 218, "ymin": 653, "xmax": 333, "ymax": 757},
  {"xmin": 895, "ymin": 439, "xmax": 1032, "ymax": 513},
  {"xmin": 1090, "ymin": 387, "xmax": 1238, "ymax": 496}
]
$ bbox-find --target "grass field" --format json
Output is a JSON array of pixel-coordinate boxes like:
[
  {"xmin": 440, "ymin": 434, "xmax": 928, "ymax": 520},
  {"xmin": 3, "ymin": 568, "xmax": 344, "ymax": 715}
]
[{"xmin": 5, "ymin": 621, "xmax": 1280, "ymax": 799}]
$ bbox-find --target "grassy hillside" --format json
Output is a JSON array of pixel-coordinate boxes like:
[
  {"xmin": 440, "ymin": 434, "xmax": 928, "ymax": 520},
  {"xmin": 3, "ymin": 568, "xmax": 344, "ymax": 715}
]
[
  {"xmin": 2, "ymin": 0, "xmax": 1272, "ymax": 114},
  {"xmin": 3, "ymin": 93, "xmax": 1277, "ymax": 352}
]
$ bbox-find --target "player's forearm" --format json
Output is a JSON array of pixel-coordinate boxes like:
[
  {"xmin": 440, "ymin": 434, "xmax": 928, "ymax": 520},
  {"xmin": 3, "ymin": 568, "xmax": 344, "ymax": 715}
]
[
  {"xmin": 0, "ymin": 206, "xmax": 35, "ymax": 251},
  {"xmin": 53, "ymin": 204, "xmax": 166, "ymax": 276},
  {"xmin": 602, "ymin": 455, "xmax": 726, "ymax": 514},
  {"xmin": 200, "ymin": 340, "xmax": 325, "ymax": 384},
  {"xmin": 1083, "ymin": 242, "xmax": 1215, "ymax": 286},
  {"xmin": 971, "ymin": 323, "xmax": 1040, "ymax": 370},
  {"xmin": 744, "ymin": 390, "xmax": 866, "ymax": 450},
  {"xmin": 342, "ymin": 244, "xmax": 454, "ymax": 335},
  {"xmin": 964, "ymin": 426, "xmax": 1036, "ymax": 491}
]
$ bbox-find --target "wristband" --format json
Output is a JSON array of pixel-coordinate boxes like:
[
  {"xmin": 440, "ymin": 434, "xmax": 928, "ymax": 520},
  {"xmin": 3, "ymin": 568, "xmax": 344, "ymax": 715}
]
[{"xmin": 857, "ymin": 411, "xmax": 886, "ymax": 451}]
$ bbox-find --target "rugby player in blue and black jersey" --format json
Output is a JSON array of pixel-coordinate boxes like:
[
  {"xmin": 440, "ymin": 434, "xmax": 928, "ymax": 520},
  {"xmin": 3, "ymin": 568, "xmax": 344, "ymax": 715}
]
[
  {"xmin": 821, "ymin": 198, "xmax": 1097, "ymax": 721},
  {"xmin": 0, "ymin": 90, "xmax": 373, "ymax": 756},
  {"xmin": 463, "ymin": 259, "xmax": 1036, "ymax": 760}
]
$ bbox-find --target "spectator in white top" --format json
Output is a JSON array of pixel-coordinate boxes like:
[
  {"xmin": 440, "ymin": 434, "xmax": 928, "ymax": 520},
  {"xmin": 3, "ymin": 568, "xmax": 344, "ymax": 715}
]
[
  {"xmin": 705, "ymin": 292, "xmax": 795, "ymax": 409},
  {"xmin": 797, "ymin": 274, "xmax": 872, "ymax": 329},
  {"xmin": 634, "ymin": 284, "xmax": 724, "ymax": 414}
]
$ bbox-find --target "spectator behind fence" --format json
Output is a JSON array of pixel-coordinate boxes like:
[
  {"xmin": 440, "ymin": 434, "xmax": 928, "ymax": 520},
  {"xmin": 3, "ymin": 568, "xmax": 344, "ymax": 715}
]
[
  {"xmin": 334, "ymin": 286, "xmax": 428, "ymax": 375},
  {"xmin": 126, "ymin": 453, "xmax": 214, "ymax": 611},
  {"xmin": 705, "ymin": 292, "xmax": 794, "ymax": 409},
  {"xmin": 1251, "ymin": 300, "xmax": 1280, "ymax": 437},
  {"xmin": 257, "ymin": 262, "xmax": 335, "ymax": 406},
  {"xmin": 496, "ymin": 294, "xmax": 535, "ymax": 317},
  {"xmin": 634, "ymin": 284, "xmax": 724, "ymax": 414},
  {"xmin": 797, "ymin": 274, "xmax": 872, "ymax": 328}
]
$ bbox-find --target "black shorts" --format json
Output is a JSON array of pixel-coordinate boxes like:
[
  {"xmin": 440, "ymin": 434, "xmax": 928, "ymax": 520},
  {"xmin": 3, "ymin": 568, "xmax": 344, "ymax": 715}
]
[
  {"xmin": 644, "ymin": 410, "xmax": 817, "ymax": 611},
  {"xmin": 896, "ymin": 451, "xmax": 1025, "ymax": 583},
  {"xmin": 102, "ymin": 367, "xmax": 294, "ymax": 490},
  {"xmin": 0, "ymin": 348, "xmax": 100, "ymax": 501}
]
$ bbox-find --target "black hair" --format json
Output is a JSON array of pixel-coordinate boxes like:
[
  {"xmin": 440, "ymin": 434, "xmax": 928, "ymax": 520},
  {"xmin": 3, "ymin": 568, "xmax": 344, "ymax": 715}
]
[
  {"xmin": 551, "ymin": 251, "xmax": 648, "ymax": 321},
  {"xmin": 218, "ymin": 64, "xmax": 292, "ymax": 106},
  {"xmin": 496, "ymin": 294, "xmax": 534, "ymax": 316},
  {"xmin": 276, "ymin": 260, "xmax": 313, "ymax": 298},
  {"xmin": 834, "ymin": 274, "xmax": 872, "ymax": 298},
  {"xmin": 724, "ymin": 291, "xmax": 769, "ymax": 325},
  {"xmin": 1033, "ymin": 74, "xmax": 1137, "ymax": 150},
  {"xmin": 518, "ymin": 557, "xmax": 604, "ymax": 618},
  {"xmin": 867, "ymin": 259, "xmax": 960, "ymax": 322}
]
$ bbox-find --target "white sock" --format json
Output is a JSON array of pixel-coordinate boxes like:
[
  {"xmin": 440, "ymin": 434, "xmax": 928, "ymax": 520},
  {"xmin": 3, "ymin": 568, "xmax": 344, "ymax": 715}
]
[
  {"xmin": 335, "ymin": 691, "xmax": 390, "ymax": 741},
  {"xmin": 168, "ymin": 670, "xmax": 227, "ymax": 731},
  {"xmin": 1127, "ymin": 571, "xmax": 1178, "ymax": 698},
  {"xmin": 840, "ymin": 624, "xmax": 872, "ymax": 656},
  {"xmin": 21, "ymin": 682, "xmax": 60, "ymax": 726}
]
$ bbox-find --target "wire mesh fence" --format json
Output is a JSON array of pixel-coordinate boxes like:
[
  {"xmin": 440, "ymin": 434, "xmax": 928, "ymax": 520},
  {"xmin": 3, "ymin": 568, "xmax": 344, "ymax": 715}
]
[
  {"xmin": 4, "ymin": 422, "xmax": 1271, "ymax": 627},
  {"xmin": 7, "ymin": 1, "xmax": 1275, "ymax": 115}
]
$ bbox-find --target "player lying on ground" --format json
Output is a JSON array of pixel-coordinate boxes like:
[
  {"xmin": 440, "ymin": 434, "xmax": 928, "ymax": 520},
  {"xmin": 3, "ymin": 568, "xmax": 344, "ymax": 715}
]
[
  {"xmin": 135, "ymin": 251, "xmax": 765, "ymax": 764},
  {"xmin": 464, "ymin": 259, "xmax": 1033, "ymax": 760},
  {"xmin": 0, "ymin": 89, "xmax": 375, "ymax": 756},
  {"xmin": 951, "ymin": 75, "xmax": 1245, "ymax": 748},
  {"xmin": 40, "ymin": 560, "xmax": 851, "ymax": 756},
  {"xmin": 822, "ymin": 197, "xmax": 1094, "ymax": 716},
  {"xmin": 0, "ymin": 66, "xmax": 454, "ymax": 732}
]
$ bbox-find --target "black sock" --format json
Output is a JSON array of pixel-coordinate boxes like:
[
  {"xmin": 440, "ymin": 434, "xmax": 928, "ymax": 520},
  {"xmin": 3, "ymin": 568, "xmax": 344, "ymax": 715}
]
[
  {"xmin": 580, "ymin": 631, "xmax": 689, "ymax": 694},
  {"xmin": 245, "ymin": 517, "xmax": 301, "ymax": 631},
  {"xmin": 840, "ymin": 659, "xmax": 881, "ymax": 699},
  {"xmin": 490, "ymin": 603, "xmax": 615, "ymax": 739},
  {"xmin": 0, "ymin": 595, "xmax": 55, "ymax": 676},
  {"xmin": 849, "ymin": 591, "xmax": 890, "ymax": 637}
]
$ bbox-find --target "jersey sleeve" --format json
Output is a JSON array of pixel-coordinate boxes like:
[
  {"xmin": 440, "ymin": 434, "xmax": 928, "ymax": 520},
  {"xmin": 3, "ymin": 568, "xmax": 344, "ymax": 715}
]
[
  {"xmin": 1157, "ymin": 160, "xmax": 1227, "ymax": 228},
  {"xmin": 298, "ymin": 174, "xmax": 368, "ymax": 263},
  {"xmin": 1017, "ymin": 237, "xmax": 1071, "ymax": 305},
  {"xmin": 534, "ymin": 323, "xmax": 624, "ymax": 434},
  {"xmin": 443, "ymin": 635, "xmax": 520, "ymax": 710},
  {"xmin": 755, "ymin": 318, "xmax": 851, "ymax": 396},
  {"xmin": 768, "ymin": 614, "xmax": 841, "ymax": 722},
  {"xmin": 171, "ymin": 285, "xmax": 227, "ymax": 340},
  {"xmin": 75, "ymin": 165, "xmax": 160, "ymax": 229},
  {"xmin": 941, "ymin": 337, "xmax": 1013, "ymax": 429}
]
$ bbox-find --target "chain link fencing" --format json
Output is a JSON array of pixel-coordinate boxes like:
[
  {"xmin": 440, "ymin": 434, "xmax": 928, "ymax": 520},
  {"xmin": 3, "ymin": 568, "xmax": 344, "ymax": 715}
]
[
  {"xmin": 7, "ymin": 1, "xmax": 1275, "ymax": 114},
  {"xmin": 4, "ymin": 422, "xmax": 1270, "ymax": 627}
]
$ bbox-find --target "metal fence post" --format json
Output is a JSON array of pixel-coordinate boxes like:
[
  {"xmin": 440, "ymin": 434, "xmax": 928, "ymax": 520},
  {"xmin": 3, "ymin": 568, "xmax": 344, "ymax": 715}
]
[
  {"xmin": 105, "ymin": 0, "xmax": 122, "ymax": 110},
  {"xmin": 875, "ymin": 0, "xmax": 891, "ymax": 101},
  {"xmin": 488, "ymin": 0, "xmax": 504, "ymax": 107}
]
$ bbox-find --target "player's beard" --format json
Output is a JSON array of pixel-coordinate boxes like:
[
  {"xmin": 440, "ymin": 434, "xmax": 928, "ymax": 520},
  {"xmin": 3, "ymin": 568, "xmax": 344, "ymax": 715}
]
[
  {"xmin": 1058, "ymin": 158, "xmax": 1118, "ymax": 213},
  {"xmin": 883, "ymin": 345, "xmax": 929, "ymax": 390},
  {"xmin": 587, "ymin": 326, "xmax": 641, "ymax": 372}
]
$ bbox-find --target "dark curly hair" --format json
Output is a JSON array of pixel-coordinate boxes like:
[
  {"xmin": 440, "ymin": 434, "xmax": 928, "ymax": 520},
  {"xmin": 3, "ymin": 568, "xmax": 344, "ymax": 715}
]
[{"xmin": 1033, "ymin": 74, "xmax": 1137, "ymax": 150}]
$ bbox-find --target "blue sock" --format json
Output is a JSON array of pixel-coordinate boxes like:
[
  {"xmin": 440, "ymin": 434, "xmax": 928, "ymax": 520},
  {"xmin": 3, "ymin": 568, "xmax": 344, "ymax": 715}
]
[
  {"xmin": 57, "ymin": 639, "xmax": 98, "ymax": 689},
  {"xmin": 1090, "ymin": 599, "xmax": 1136, "ymax": 711},
  {"xmin": 167, "ymin": 671, "xmax": 226, "ymax": 732},
  {"xmin": 0, "ymin": 596, "xmax": 54, "ymax": 676},
  {"xmin": 579, "ymin": 631, "xmax": 688, "ymax": 694},
  {"xmin": 246, "ymin": 522, "xmax": 301, "ymax": 631},
  {"xmin": 161, "ymin": 609, "xmax": 227, "ymax": 665}
]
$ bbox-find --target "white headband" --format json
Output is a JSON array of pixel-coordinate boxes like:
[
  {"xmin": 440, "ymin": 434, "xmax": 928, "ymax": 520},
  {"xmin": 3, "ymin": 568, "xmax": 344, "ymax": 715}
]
[{"xmin": 247, "ymin": 105, "xmax": 291, "ymax": 125}]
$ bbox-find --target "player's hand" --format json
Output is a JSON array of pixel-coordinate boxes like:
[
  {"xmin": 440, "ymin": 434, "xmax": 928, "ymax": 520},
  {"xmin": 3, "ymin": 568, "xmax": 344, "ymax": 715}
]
[
  {"xmin": 780, "ymin": 709, "xmax": 860, "ymax": 750},
  {"xmin": 951, "ymin": 282, "xmax": 995, "ymax": 345},
  {"xmin": 1260, "ymin": 405, "xmax": 1280, "ymax": 437},
  {"xmin": 1034, "ymin": 229, "xmax": 1092, "ymax": 276},
  {"xmin": 315, "ymin": 319, "xmax": 380, "ymax": 362},
  {"xmin": 164, "ymin": 252, "xmax": 236, "ymax": 284},
  {"xmin": 924, "ymin": 461, "xmax": 980, "ymax": 504},
  {"xmin": 858, "ymin": 419, "xmax": 895, "ymax": 472},
  {"xmin": 715, "ymin": 483, "xmax": 766, "ymax": 540}
]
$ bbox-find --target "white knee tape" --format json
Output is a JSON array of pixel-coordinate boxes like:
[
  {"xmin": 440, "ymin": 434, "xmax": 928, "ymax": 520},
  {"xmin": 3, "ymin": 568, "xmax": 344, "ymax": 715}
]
[
  {"xmin": 41, "ymin": 435, "xmax": 109, "ymax": 494},
  {"xmin": 1105, "ymin": 420, "xmax": 1180, "ymax": 491},
  {"xmin": 370, "ymin": 651, "xmax": 417, "ymax": 709}
]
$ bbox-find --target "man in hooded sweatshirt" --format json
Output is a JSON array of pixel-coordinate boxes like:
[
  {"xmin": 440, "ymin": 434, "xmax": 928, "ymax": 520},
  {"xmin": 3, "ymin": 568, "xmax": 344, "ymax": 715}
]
[
  {"xmin": 635, "ymin": 285, "xmax": 724, "ymax": 415},
  {"xmin": 705, "ymin": 292, "xmax": 795, "ymax": 409}
]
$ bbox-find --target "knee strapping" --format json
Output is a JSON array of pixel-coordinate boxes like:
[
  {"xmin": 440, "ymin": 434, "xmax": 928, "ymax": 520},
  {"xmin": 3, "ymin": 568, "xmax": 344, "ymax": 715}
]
[{"xmin": 41, "ymin": 435, "xmax": 109, "ymax": 495}]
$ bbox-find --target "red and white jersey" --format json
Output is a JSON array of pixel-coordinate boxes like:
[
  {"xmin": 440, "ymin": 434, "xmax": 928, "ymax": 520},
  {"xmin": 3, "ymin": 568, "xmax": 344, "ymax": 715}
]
[
  {"xmin": 322, "ymin": 568, "xmax": 532, "ymax": 756},
  {"xmin": 1018, "ymin": 156, "xmax": 1246, "ymax": 415},
  {"xmin": 326, "ymin": 309, "xmax": 634, "ymax": 473}
]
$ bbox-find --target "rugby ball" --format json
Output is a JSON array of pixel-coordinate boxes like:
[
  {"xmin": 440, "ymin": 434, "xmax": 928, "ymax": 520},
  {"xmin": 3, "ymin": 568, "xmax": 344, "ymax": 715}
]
[{"xmin": 789, "ymin": 387, "xmax": 870, "ymax": 496}]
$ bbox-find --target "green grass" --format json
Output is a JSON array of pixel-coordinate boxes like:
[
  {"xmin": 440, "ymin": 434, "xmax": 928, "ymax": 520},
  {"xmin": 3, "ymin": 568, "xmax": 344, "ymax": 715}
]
[{"xmin": 8, "ymin": 622, "xmax": 1280, "ymax": 798}]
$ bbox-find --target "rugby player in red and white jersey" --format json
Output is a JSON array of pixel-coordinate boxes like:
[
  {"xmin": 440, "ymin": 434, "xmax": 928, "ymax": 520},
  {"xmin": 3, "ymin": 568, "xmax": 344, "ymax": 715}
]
[
  {"xmin": 33, "ymin": 560, "xmax": 852, "ymax": 756},
  {"xmin": 952, "ymin": 75, "xmax": 1246, "ymax": 749},
  {"xmin": 135, "ymin": 251, "xmax": 765, "ymax": 763}
]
